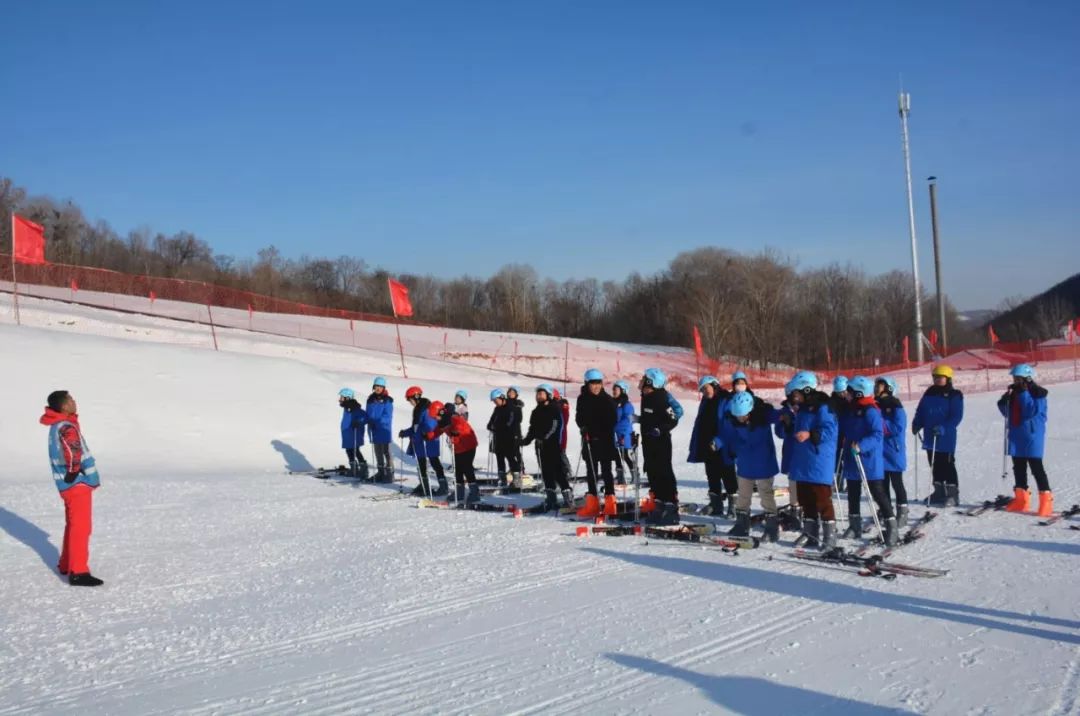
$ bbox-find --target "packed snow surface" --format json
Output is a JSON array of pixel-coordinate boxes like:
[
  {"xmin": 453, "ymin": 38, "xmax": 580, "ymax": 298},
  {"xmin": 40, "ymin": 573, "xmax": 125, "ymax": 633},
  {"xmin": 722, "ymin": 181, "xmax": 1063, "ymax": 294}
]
[{"xmin": 1, "ymin": 299, "xmax": 1078, "ymax": 715}]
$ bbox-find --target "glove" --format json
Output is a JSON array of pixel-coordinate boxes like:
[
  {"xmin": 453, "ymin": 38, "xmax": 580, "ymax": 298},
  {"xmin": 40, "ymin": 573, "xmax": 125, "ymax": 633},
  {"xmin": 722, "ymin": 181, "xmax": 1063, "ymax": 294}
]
[
  {"xmin": 647, "ymin": 428, "xmax": 662, "ymax": 438},
  {"xmin": 63, "ymin": 470, "xmax": 82, "ymax": 484},
  {"xmin": 850, "ymin": 443, "xmax": 861, "ymax": 456},
  {"xmin": 911, "ymin": 424, "xmax": 920, "ymax": 436},
  {"xmin": 398, "ymin": 429, "xmax": 409, "ymax": 438}
]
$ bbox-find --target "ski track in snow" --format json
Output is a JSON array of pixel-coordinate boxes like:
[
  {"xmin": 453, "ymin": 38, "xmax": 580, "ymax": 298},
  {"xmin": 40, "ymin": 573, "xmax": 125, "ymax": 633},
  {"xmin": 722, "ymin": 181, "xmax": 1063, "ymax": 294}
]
[{"xmin": 2, "ymin": 302, "xmax": 1080, "ymax": 715}]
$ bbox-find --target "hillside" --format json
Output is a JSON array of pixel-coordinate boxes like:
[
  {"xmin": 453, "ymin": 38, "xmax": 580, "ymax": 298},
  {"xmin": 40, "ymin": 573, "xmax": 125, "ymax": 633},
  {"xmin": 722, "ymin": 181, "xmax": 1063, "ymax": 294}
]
[{"xmin": 989, "ymin": 272, "xmax": 1080, "ymax": 342}]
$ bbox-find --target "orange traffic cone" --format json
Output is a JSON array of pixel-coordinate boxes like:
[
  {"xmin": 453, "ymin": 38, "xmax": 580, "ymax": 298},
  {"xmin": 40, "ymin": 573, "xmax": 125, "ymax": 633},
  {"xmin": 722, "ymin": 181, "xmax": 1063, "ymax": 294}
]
[
  {"xmin": 576, "ymin": 494, "xmax": 601, "ymax": 519},
  {"xmin": 603, "ymin": 494, "xmax": 618, "ymax": 517},
  {"xmin": 1005, "ymin": 487, "xmax": 1030, "ymax": 513},
  {"xmin": 1037, "ymin": 491, "xmax": 1054, "ymax": 518}
]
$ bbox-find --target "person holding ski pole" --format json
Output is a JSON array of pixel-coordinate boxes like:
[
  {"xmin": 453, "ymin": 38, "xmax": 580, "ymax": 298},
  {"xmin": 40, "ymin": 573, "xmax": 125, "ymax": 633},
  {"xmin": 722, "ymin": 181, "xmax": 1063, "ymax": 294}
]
[
  {"xmin": 487, "ymin": 389, "xmax": 522, "ymax": 486},
  {"xmin": 998, "ymin": 364, "xmax": 1052, "ymax": 516},
  {"xmin": 506, "ymin": 385, "xmax": 528, "ymax": 488},
  {"xmin": 688, "ymin": 375, "xmax": 734, "ymax": 517},
  {"xmin": 520, "ymin": 383, "xmax": 574, "ymax": 511},
  {"xmin": 401, "ymin": 387, "xmax": 449, "ymax": 497},
  {"xmin": 338, "ymin": 388, "xmax": 369, "ymax": 479},
  {"xmin": 639, "ymin": 368, "xmax": 681, "ymax": 525},
  {"xmin": 785, "ymin": 371, "xmax": 839, "ymax": 550},
  {"xmin": 575, "ymin": 369, "xmax": 618, "ymax": 518},
  {"xmin": 875, "ymin": 376, "xmax": 909, "ymax": 526},
  {"xmin": 718, "ymin": 391, "xmax": 782, "ymax": 542},
  {"xmin": 553, "ymin": 388, "xmax": 574, "ymax": 485},
  {"xmin": 40, "ymin": 390, "xmax": 104, "ymax": 586},
  {"xmin": 912, "ymin": 365, "xmax": 964, "ymax": 507},
  {"xmin": 841, "ymin": 376, "xmax": 897, "ymax": 546},
  {"xmin": 366, "ymin": 377, "xmax": 395, "ymax": 483},
  {"xmin": 612, "ymin": 380, "xmax": 639, "ymax": 486},
  {"xmin": 440, "ymin": 408, "xmax": 481, "ymax": 506}
]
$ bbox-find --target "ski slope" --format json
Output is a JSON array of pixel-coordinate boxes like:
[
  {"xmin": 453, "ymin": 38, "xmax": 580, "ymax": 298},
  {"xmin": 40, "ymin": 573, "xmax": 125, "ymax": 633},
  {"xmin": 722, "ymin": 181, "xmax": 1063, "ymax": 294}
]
[{"xmin": 1, "ymin": 301, "xmax": 1079, "ymax": 715}]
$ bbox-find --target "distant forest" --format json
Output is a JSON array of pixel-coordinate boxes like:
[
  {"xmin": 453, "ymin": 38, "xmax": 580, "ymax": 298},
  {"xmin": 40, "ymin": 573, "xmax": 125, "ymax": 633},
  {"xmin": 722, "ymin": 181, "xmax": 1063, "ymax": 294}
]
[{"xmin": 1, "ymin": 176, "xmax": 1034, "ymax": 368}]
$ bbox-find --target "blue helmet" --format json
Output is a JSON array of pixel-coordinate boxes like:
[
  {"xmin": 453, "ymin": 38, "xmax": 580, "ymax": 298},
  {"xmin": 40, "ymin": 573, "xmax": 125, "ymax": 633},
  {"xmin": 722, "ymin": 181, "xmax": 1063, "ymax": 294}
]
[
  {"xmin": 786, "ymin": 371, "xmax": 817, "ymax": 395},
  {"xmin": 536, "ymin": 383, "xmax": 554, "ymax": 398},
  {"xmin": 1010, "ymin": 364, "xmax": 1035, "ymax": 380},
  {"xmin": 584, "ymin": 368, "xmax": 604, "ymax": 383},
  {"xmin": 642, "ymin": 368, "xmax": 667, "ymax": 389},
  {"xmin": 832, "ymin": 376, "xmax": 849, "ymax": 393},
  {"xmin": 848, "ymin": 376, "xmax": 875, "ymax": 398},
  {"xmin": 507, "ymin": 385, "xmax": 522, "ymax": 397},
  {"xmin": 731, "ymin": 370, "xmax": 748, "ymax": 384},
  {"xmin": 339, "ymin": 388, "xmax": 356, "ymax": 400},
  {"xmin": 490, "ymin": 388, "xmax": 506, "ymax": 401},
  {"xmin": 372, "ymin": 376, "xmax": 387, "ymax": 388},
  {"xmin": 698, "ymin": 375, "xmax": 720, "ymax": 392},
  {"xmin": 729, "ymin": 391, "xmax": 755, "ymax": 417},
  {"xmin": 455, "ymin": 389, "xmax": 468, "ymax": 401},
  {"xmin": 875, "ymin": 376, "xmax": 899, "ymax": 396},
  {"xmin": 613, "ymin": 379, "xmax": 630, "ymax": 395}
]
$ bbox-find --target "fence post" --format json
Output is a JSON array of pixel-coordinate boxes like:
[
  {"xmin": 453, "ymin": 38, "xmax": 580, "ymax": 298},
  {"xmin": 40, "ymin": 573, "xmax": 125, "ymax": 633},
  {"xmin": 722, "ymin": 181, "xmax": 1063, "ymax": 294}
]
[{"xmin": 206, "ymin": 302, "xmax": 219, "ymax": 351}]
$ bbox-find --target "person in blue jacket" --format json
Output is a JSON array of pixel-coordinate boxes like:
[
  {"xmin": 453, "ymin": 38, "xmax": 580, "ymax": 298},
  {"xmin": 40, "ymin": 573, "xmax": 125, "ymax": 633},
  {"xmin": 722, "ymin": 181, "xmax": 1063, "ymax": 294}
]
[
  {"xmin": 785, "ymin": 371, "xmax": 839, "ymax": 550},
  {"xmin": 366, "ymin": 376, "xmax": 395, "ymax": 482},
  {"xmin": 338, "ymin": 388, "xmax": 369, "ymax": 479},
  {"xmin": 840, "ymin": 376, "xmax": 897, "ymax": 546},
  {"xmin": 998, "ymin": 364, "xmax": 1052, "ymax": 516},
  {"xmin": 874, "ymin": 376, "xmax": 909, "ymax": 526},
  {"xmin": 830, "ymin": 376, "xmax": 851, "ymax": 494},
  {"xmin": 718, "ymin": 391, "xmax": 782, "ymax": 542},
  {"xmin": 774, "ymin": 397, "xmax": 799, "ymax": 526},
  {"xmin": 400, "ymin": 386, "xmax": 449, "ymax": 497},
  {"xmin": 912, "ymin": 365, "xmax": 964, "ymax": 506},
  {"xmin": 688, "ymin": 376, "xmax": 735, "ymax": 516},
  {"xmin": 612, "ymin": 380, "xmax": 640, "ymax": 486}
]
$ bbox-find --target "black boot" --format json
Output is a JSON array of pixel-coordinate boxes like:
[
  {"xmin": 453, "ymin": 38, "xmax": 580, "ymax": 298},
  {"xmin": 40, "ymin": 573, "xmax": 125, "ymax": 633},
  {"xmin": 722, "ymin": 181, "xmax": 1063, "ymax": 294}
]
[
  {"xmin": 432, "ymin": 479, "xmax": 450, "ymax": 497},
  {"xmin": 928, "ymin": 482, "xmax": 947, "ymax": 506},
  {"xmin": 790, "ymin": 506, "xmax": 804, "ymax": 532},
  {"xmin": 896, "ymin": 504, "xmax": 909, "ymax": 528},
  {"xmin": 615, "ymin": 468, "xmax": 626, "ymax": 486},
  {"xmin": 842, "ymin": 514, "xmax": 863, "ymax": 539},
  {"xmin": 944, "ymin": 484, "xmax": 959, "ymax": 508},
  {"xmin": 703, "ymin": 492, "xmax": 726, "ymax": 516},
  {"xmin": 561, "ymin": 488, "xmax": 575, "ymax": 508},
  {"xmin": 411, "ymin": 476, "xmax": 430, "ymax": 497},
  {"xmin": 725, "ymin": 495, "xmax": 736, "ymax": 519},
  {"xmin": 647, "ymin": 501, "xmax": 679, "ymax": 525},
  {"xmin": 69, "ymin": 573, "xmax": 104, "ymax": 587},
  {"xmin": 884, "ymin": 517, "xmax": 899, "ymax": 547},
  {"xmin": 465, "ymin": 483, "xmax": 481, "ymax": 506},
  {"xmin": 801, "ymin": 518, "xmax": 820, "ymax": 548},
  {"xmin": 763, "ymin": 513, "xmax": 780, "ymax": 543},
  {"xmin": 453, "ymin": 482, "xmax": 466, "ymax": 505},
  {"xmin": 544, "ymin": 489, "xmax": 559, "ymax": 511},
  {"xmin": 728, "ymin": 510, "xmax": 751, "ymax": 537},
  {"xmin": 821, "ymin": 520, "xmax": 837, "ymax": 551}
]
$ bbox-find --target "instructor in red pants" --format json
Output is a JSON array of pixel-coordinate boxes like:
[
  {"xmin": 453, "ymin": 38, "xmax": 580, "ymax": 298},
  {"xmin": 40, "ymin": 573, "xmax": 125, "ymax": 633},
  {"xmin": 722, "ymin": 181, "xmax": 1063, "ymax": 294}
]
[{"xmin": 40, "ymin": 390, "xmax": 104, "ymax": 587}]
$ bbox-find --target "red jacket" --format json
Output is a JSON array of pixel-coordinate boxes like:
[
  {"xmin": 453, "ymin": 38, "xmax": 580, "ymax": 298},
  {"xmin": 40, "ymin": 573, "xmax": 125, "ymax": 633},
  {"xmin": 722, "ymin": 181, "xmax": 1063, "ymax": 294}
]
[{"xmin": 441, "ymin": 414, "xmax": 479, "ymax": 454}]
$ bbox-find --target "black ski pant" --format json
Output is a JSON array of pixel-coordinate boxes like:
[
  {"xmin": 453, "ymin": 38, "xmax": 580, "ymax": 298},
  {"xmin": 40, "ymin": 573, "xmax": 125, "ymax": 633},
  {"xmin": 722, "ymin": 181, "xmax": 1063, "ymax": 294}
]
[
  {"xmin": 495, "ymin": 449, "xmax": 521, "ymax": 476},
  {"xmin": 344, "ymin": 448, "xmax": 368, "ymax": 465},
  {"xmin": 927, "ymin": 451, "xmax": 958, "ymax": 486},
  {"xmin": 536, "ymin": 443, "xmax": 570, "ymax": 492},
  {"xmin": 642, "ymin": 433, "xmax": 677, "ymax": 504},
  {"xmin": 560, "ymin": 451, "xmax": 573, "ymax": 483},
  {"xmin": 885, "ymin": 470, "xmax": 907, "ymax": 505},
  {"xmin": 846, "ymin": 477, "xmax": 895, "ymax": 519},
  {"xmin": 373, "ymin": 443, "xmax": 391, "ymax": 472},
  {"xmin": 704, "ymin": 454, "xmax": 737, "ymax": 496},
  {"xmin": 615, "ymin": 447, "xmax": 639, "ymax": 482},
  {"xmin": 582, "ymin": 440, "xmax": 615, "ymax": 496},
  {"xmin": 417, "ymin": 455, "xmax": 445, "ymax": 482},
  {"xmin": 1012, "ymin": 457, "xmax": 1050, "ymax": 492},
  {"xmin": 454, "ymin": 448, "xmax": 477, "ymax": 485}
]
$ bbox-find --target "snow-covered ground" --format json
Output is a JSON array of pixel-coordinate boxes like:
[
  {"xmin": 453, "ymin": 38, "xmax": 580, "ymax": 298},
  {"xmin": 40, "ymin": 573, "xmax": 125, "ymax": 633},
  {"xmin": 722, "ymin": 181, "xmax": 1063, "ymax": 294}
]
[{"xmin": 1, "ymin": 300, "xmax": 1079, "ymax": 715}]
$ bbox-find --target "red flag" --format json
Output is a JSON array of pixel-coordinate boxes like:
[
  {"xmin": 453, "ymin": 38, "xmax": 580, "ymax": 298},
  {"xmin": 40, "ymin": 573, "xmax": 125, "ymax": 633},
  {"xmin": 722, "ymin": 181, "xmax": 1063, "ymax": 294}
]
[
  {"xmin": 988, "ymin": 324, "xmax": 1000, "ymax": 345},
  {"xmin": 902, "ymin": 335, "xmax": 910, "ymax": 364},
  {"xmin": 12, "ymin": 214, "xmax": 46, "ymax": 265},
  {"xmin": 149, "ymin": 289, "xmax": 157, "ymax": 304},
  {"xmin": 692, "ymin": 325, "xmax": 704, "ymax": 359},
  {"xmin": 70, "ymin": 278, "xmax": 78, "ymax": 293},
  {"xmin": 928, "ymin": 329, "xmax": 938, "ymax": 350},
  {"xmin": 388, "ymin": 278, "xmax": 413, "ymax": 317},
  {"xmin": 247, "ymin": 303, "xmax": 254, "ymax": 318}
]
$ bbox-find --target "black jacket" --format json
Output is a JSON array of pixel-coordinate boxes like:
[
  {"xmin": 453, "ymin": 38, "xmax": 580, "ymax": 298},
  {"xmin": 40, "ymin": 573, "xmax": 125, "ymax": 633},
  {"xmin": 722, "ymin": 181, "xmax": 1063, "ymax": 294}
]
[
  {"xmin": 575, "ymin": 388, "xmax": 617, "ymax": 459},
  {"xmin": 640, "ymin": 388, "xmax": 679, "ymax": 436},
  {"xmin": 487, "ymin": 401, "xmax": 521, "ymax": 452},
  {"xmin": 522, "ymin": 401, "xmax": 562, "ymax": 449}
]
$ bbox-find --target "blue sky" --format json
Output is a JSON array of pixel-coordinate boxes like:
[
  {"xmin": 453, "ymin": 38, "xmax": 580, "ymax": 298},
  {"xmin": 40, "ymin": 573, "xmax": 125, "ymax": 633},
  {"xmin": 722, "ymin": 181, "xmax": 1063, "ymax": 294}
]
[{"xmin": 4, "ymin": 1, "xmax": 1078, "ymax": 309}]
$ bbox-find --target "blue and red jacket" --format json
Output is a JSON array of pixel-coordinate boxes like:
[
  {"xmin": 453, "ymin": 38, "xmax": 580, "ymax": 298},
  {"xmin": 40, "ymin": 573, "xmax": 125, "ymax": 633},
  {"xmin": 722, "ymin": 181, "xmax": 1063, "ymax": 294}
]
[
  {"xmin": 402, "ymin": 398, "xmax": 442, "ymax": 459},
  {"xmin": 340, "ymin": 399, "xmax": 368, "ymax": 449},
  {"xmin": 718, "ymin": 402, "xmax": 780, "ymax": 479},
  {"xmin": 840, "ymin": 397, "xmax": 884, "ymax": 481},
  {"xmin": 788, "ymin": 391, "xmax": 838, "ymax": 487},
  {"xmin": 366, "ymin": 392, "xmax": 394, "ymax": 444},
  {"xmin": 997, "ymin": 384, "xmax": 1047, "ymax": 459},
  {"xmin": 40, "ymin": 409, "xmax": 100, "ymax": 493},
  {"xmin": 912, "ymin": 384, "xmax": 963, "ymax": 454},
  {"xmin": 877, "ymin": 395, "xmax": 907, "ymax": 472}
]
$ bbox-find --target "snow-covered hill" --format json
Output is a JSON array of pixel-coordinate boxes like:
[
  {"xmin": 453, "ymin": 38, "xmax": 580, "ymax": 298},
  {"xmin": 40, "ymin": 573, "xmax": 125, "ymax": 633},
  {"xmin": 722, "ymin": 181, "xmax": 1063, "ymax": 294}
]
[{"xmin": 1, "ymin": 301, "xmax": 1078, "ymax": 715}]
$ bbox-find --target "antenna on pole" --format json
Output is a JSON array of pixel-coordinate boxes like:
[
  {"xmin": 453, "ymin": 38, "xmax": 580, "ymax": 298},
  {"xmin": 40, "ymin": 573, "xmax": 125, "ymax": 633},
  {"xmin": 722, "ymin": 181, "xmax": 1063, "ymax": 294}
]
[{"xmin": 898, "ymin": 87, "xmax": 925, "ymax": 364}]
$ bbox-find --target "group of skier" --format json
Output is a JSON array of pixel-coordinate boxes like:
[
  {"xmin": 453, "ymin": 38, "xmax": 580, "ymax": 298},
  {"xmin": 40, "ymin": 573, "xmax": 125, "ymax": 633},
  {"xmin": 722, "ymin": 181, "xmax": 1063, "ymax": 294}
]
[{"xmin": 331, "ymin": 361, "xmax": 1054, "ymax": 550}]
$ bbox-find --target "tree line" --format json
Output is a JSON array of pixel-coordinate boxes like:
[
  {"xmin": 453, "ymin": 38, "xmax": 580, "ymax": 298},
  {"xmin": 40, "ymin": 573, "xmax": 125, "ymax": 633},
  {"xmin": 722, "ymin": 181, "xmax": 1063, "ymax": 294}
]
[{"xmin": 2, "ymin": 176, "xmax": 995, "ymax": 368}]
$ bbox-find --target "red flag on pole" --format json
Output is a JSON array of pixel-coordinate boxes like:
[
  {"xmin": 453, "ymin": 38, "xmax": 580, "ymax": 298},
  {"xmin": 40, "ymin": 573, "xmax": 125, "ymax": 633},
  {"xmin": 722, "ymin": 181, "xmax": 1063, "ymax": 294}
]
[
  {"xmin": 928, "ymin": 329, "xmax": 938, "ymax": 351},
  {"xmin": 12, "ymin": 214, "xmax": 46, "ymax": 265},
  {"xmin": 902, "ymin": 335, "xmax": 910, "ymax": 364},
  {"xmin": 388, "ymin": 278, "xmax": 413, "ymax": 317},
  {"xmin": 988, "ymin": 324, "xmax": 1000, "ymax": 345},
  {"xmin": 149, "ymin": 289, "xmax": 157, "ymax": 304},
  {"xmin": 692, "ymin": 325, "xmax": 704, "ymax": 359},
  {"xmin": 70, "ymin": 278, "xmax": 78, "ymax": 293}
]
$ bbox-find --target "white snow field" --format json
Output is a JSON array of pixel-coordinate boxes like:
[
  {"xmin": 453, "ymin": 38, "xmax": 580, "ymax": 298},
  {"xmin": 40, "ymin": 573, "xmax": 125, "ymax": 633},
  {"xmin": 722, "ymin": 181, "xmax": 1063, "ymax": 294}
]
[{"xmin": 1, "ymin": 299, "xmax": 1079, "ymax": 716}]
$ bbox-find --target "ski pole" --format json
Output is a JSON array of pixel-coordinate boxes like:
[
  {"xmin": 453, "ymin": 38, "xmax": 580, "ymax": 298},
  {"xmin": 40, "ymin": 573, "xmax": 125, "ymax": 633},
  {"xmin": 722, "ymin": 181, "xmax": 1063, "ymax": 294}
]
[
  {"xmin": 487, "ymin": 430, "xmax": 495, "ymax": 479},
  {"xmin": 583, "ymin": 435, "xmax": 598, "ymax": 499},
  {"xmin": 1001, "ymin": 418, "xmax": 1009, "ymax": 483},
  {"xmin": 631, "ymin": 439, "xmax": 641, "ymax": 524},
  {"xmin": 854, "ymin": 451, "xmax": 884, "ymax": 544},
  {"xmin": 912, "ymin": 429, "xmax": 920, "ymax": 505},
  {"xmin": 832, "ymin": 445, "xmax": 846, "ymax": 521}
]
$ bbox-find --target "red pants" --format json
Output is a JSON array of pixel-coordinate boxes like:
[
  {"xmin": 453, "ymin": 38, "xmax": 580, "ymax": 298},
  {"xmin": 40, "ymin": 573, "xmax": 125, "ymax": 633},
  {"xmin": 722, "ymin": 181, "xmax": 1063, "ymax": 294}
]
[{"xmin": 59, "ymin": 484, "xmax": 94, "ymax": 575}]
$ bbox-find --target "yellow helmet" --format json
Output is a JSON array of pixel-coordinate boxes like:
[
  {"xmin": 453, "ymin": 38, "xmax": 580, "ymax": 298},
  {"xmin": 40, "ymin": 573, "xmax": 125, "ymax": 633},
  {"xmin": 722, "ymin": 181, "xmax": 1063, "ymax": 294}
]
[{"xmin": 932, "ymin": 364, "xmax": 954, "ymax": 379}]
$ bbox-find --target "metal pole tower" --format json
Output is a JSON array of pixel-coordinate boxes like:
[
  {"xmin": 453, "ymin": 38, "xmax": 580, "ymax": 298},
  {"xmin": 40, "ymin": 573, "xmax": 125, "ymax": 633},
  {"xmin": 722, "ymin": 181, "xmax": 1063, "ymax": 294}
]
[
  {"xmin": 928, "ymin": 176, "xmax": 947, "ymax": 354},
  {"xmin": 899, "ymin": 91, "xmax": 924, "ymax": 363}
]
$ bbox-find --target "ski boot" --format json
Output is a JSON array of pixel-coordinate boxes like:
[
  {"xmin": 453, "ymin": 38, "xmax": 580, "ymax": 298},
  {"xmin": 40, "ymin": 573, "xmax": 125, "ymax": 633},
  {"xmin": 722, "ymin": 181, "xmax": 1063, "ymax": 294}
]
[
  {"xmin": 615, "ymin": 468, "xmax": 626, "ymax": 487},
  {"xmin": 790, "ymin": 505, "xmax": 804, "ymax": 532},
  {"xmin": 497, "ymin": 472, "xmax": 509, "ymax": 488},
  {"xmin": 411, "ymin": 476, "xmax": 431, "ymax": 497},
  {"xmin": 944, "ymin": 484, "xmax": 959, "ymax": 508},
  {"xmin": 702, "ymin": 492, "xmax": 726, "ymax": 516},
  {"xmin": 373, "ymin": 466, "xmax": 387, "ymax": 483},
  {"xmin": 356, "ymin": 461, "xmax": 371, "ymax": 481},
  {"xmin": 69, "ymin": 573, "xmax": 104, "ymax": 587},
  {"xmin": 508, "ymin": 472, "xmax": 525, "ymax": 492},
  {"xmin": 544, "ymin": 489, "xmax": 559, "ymax": 512},
  {"xmin": 561, "ymin": 488, "xmax": 575, "ymax": 509},
  {"xmin": 842, "ymin": 514, "xmax": 863, "ymax": 540},
  {"xmin": 465, "ymin": 483, "xmax": 481, "ymax": 507},
  {"xmin": 348, "ymin": 460, "xmax": 360, "ymax": 478},
  {"xmin": 884, "ymin": 517, "xmax": 898, "ymax": 547},
  {"xmin": 896, "ymin": 503, "xmax": 909, "ymax": 528},
  {"xmin": 820, "ymin": 520, "xmax": 837, "ymax": 551},
  {"xmin": 762, "ymin": 512, "xmax": 780, "ymax": 543},
  {"xmin": 1037, "ymin": 491, "xmax": 1054, "ymax": 517},
  {"xmin": 603, "ymin": 494, "xmax": 618, "ymax": 517},
  {"xmin": 725, "ymin": 495, "xmax": 736, "ymax": 519},
  {"xmin": 728, "ymin": 510, "xmax": 751, "ymax": 537},
  {"xmin": 576, "ymin": 494, "xmax": 601, "ymax": 519},
  {"xmin": 453, "ymin": 482, "xmax": 467, "ymax": 506},
  {"xmin": 1005, "ymin": 487, "xmax": 1030, "ymax": 513},
  {"xmin": 928, "ymin": 481, "xmax": 947, "ymax": 506},
  {"xmin": 651, "ymin": 501, "xmax": 680, "ymax": 525},
  {"xmin": 800, "ymin": 518, "xmax": 820, "ymax": 549},
  {"xmin": 432, "ymin": 478, "xmax": 450, "ymax": 498}
]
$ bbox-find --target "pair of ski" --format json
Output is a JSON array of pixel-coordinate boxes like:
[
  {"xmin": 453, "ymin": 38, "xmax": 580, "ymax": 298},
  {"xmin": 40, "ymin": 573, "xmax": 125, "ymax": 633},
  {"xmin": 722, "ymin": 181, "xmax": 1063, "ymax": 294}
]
[
  {"xmin": 637, "ymin": 524, "xmax": 760, "ymax": 552},
  {"xmin": 1038, "ymin": 504, "xmax": 1080, "ymax": 526},
  {"xmin": 789, "ymin": 548, "xmax": 948, "ymax": 580},
  {"xmin": 958, "ymin": 496, "xmax": 1079, "ymax": 526},
  {"xmin": 853, "ymin": 511, "xmax": 937, "ymax": 559}
]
